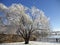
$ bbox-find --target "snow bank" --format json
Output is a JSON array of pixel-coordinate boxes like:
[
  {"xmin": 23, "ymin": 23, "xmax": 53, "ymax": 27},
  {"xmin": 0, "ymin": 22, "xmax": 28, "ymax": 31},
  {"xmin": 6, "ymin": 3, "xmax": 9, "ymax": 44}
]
[{"xmin": 0, "ymin": 41, "xmax": 60, "ymax": 45}]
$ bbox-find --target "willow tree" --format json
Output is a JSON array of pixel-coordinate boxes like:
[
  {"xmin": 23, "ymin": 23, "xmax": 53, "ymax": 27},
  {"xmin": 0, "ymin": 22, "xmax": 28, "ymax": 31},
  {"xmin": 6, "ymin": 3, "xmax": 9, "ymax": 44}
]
[{"xmin": 0, "ymin": 3, "xmax": 51, "ymax": 43}]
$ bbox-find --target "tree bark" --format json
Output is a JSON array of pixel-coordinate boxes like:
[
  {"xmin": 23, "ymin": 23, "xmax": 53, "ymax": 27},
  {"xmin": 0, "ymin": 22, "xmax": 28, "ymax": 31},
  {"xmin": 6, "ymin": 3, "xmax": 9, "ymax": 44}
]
[{"xmin": 25, "ymin": 39, "xmax": 29, "ymax": 44}]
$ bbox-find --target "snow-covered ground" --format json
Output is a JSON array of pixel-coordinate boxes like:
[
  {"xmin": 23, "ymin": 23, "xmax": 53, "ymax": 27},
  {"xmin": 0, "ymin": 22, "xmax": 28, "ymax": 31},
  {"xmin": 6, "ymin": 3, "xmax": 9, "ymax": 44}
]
[{"xmin": 0, "ymin": 41, "xmax": 60, "ymax": 45}]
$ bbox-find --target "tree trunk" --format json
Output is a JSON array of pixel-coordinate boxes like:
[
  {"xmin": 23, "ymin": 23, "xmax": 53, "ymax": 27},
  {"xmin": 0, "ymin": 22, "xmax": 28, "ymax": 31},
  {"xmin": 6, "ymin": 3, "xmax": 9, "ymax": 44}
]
[{"xmin": 25, "ymin": 39, "xmax": 29, "ymax": 44}]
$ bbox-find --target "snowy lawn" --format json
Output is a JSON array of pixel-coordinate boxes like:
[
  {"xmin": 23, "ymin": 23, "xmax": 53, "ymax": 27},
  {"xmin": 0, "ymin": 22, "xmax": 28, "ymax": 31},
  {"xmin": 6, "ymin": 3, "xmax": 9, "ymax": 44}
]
[{"xmin": 0, "ymin": 41, "xmax": 60, "ymax": 45}]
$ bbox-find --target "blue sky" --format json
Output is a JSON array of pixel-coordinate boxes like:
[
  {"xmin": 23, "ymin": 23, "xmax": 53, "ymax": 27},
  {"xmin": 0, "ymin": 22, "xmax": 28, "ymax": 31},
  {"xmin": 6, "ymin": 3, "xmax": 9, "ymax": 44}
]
[{"xmin": 0, "ymin": 0, "xmax": 60, "ymax": 31}]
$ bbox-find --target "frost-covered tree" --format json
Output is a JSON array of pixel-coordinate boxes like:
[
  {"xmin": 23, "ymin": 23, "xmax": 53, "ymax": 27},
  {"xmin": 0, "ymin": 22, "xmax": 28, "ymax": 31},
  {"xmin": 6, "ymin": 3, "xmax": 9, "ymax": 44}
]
[{"xmin": 0, "ymin": 3, "xmax": 51, "ymax": 42}]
